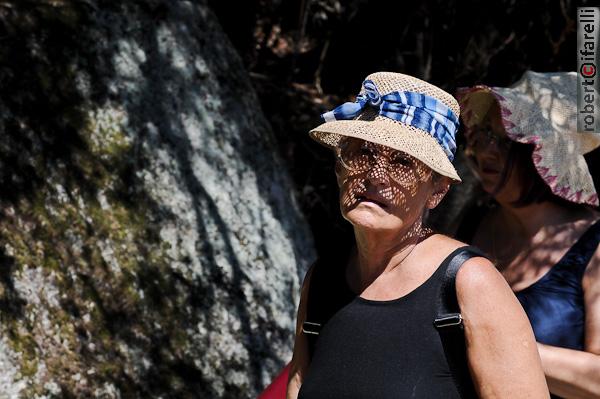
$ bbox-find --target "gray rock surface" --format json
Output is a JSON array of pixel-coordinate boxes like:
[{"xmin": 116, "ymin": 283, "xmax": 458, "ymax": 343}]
[{"xmin": 0, "ymin": 1, "xmax": 314, "ymax": 397}]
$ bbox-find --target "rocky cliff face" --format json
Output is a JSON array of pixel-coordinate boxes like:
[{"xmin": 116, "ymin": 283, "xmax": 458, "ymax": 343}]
[{"xmin": 0, "ymin": 1, "xmax": 315, "ymax": 397}]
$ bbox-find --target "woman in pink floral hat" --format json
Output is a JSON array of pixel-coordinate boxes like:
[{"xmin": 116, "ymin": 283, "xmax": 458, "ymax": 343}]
[{"xmin": 456, "ymin": 71, "xmax": 600, "ymax": 399}]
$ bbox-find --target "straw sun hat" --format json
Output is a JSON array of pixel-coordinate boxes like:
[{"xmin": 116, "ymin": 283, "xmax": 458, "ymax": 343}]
[
  {"xmin": 456, "ymin": 71, "xmax": 600, "ymax": 207},
  {"xmin": 309, "ymin": 72, "xmax": 462, "ymax": 183}
]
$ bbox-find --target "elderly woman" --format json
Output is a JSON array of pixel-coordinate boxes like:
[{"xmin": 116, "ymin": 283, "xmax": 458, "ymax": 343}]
[
  {"xmin": 456, "ymin": 71, "xmax": 600, "ymax": 399},
  {"xmin": 286, "ymin": 72, "xmax": 548, "ymax": 398}
]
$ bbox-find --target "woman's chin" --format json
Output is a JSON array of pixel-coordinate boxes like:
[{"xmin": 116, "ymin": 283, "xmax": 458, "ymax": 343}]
[
  {"xmin": 480, "ymin": 176, "xmax": 504, "ymax": 195},
  {"xmin": 480, "ymin": 182, "xmax": 496, "ymax": 195},
  {"xmin": 344, "ymin": 207, "xmax": 397, "ymax": 230}
]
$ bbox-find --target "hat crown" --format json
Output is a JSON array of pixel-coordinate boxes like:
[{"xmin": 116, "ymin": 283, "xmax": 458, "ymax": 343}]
[
  {"xmin": 360, "ymin": 72, "xmax": 460, "ymax": 117},
  {"xmin": 309, "ymin": 71, "xmax": 463, "ymax": 183}
]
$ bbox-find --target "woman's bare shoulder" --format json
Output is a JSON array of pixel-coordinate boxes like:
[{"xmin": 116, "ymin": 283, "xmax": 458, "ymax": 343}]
[
  {"xmin": 456, "ymin": 256, "xmax": 503, "ymax": 290},
  {"xmin": 416, "ymin": 234, "xmax": 475, "ymax": 269},
  {"xmin": 424, "ymin": 233, "xmax": 500, "ymax": 290},
  {"xmin": 427, "ymin": 233, "xmax": 471, "ymax": 252}
]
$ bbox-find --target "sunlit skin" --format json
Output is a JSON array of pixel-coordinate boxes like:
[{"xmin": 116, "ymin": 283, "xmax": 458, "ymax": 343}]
[
  {"xmin": 333, "ymin": 136, "xmax": 448, "ymax": 292},
  {"xmin": 335, "ymin": 137, "xmax": 436, "ymax": 232},
  {"xmin": 287, "ymin": 133, "xmax": 549, "ymax": 399}
]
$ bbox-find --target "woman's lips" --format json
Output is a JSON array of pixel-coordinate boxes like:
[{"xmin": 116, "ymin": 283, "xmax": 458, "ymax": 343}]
[
  {"xmin": 476, "ymin": 160, "xmax": 500, "ymax": 174},
  {"xmin": 356, "ymin": 195, "xmax": 388, "ymax": 208},
  {"xmin": 477, "ymin": 158, "xmax": 501, "ymax": 175},
  {"xmin": 481, "ymin": 166, "xmax": 500, "ymax": 175}
]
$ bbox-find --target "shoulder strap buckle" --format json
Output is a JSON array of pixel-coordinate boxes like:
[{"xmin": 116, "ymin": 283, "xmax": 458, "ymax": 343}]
[
  {"xmin": 302, "ymin": 321, "xmax": 322, "ymax": 335},
  {"xmin": 434, "ymin": 313, "xmax": 463, "ymax": 330}
]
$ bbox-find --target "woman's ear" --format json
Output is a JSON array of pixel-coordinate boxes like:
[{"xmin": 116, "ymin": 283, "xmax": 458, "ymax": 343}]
[{"xmin": 426, "ymin": 174, "xmax": 451, "ymax": 209}]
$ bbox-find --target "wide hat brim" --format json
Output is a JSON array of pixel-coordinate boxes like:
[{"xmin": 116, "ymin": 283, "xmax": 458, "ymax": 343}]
[
  {"xmin": 310, "ymin": 117, "xmax": 462, "ymax": 183},
  {"xmin": 457, "ymin": 71, "xmax": 600, "ymax": 206}
]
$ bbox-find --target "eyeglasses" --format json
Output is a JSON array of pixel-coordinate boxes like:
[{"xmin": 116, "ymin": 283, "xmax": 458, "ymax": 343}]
[
  {"xmin": 334, "ymin": 138, "xmax": 419, "ymax": 185},
  {"xmin": 463, "ymin": 126, "xmax": 513, "ymax": 159}
]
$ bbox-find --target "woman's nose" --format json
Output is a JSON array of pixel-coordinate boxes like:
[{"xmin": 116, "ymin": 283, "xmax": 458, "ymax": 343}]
[
  {"xmin": 365, "ymin": 162, "xmax": 390, "ymax": 187},
  {"xmin": 467, "ymin": 137, "xmax": 497, "ymax": 160}
]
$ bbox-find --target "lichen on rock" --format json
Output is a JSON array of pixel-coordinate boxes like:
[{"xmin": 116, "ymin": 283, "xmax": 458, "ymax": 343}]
[{"xmin": 0, "ymin": 1, "xmax": 314, "ymax": 397}]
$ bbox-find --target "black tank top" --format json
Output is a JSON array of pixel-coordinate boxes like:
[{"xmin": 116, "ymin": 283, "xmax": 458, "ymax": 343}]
[{"xmin": 298, "ymin": 247, "xmax": 478, "ymax": 399}]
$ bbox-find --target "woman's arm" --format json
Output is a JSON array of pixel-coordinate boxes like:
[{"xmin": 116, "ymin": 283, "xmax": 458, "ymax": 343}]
[
  {"xmin": 456, "ymin": 256, "xmax": 550, "ymax": 398},
  {"xmin": 286, "ymin": 263, "xmax": 315, "ymax": 399},
  {"xmin": 536, "ymin": 344, "xmax": 600, "ymax": 398},
  {"xmin": 534, "ymin": 245, "xmax": 600, "ymax": 399}
]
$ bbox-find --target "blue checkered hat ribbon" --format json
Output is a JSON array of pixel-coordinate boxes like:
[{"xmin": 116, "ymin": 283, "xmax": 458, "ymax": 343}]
[{"xmin": 321, "ymin": 80, "xmax": 459, "ymax": 161}]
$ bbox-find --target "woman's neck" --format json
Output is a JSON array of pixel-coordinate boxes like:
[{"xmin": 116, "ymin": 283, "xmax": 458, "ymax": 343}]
[
  {"xmin": 495, "ymin": 199, "xmax": 595, "ymax": 240},
  {"xmin": 350, "ymin": 219, "xmax": 429, "ymax": 290}
]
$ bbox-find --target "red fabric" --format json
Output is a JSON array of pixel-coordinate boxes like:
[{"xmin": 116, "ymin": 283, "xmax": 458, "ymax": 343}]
[{"xmin": 257, "ymin": 363, "xmax": 291, "ymax": 399}]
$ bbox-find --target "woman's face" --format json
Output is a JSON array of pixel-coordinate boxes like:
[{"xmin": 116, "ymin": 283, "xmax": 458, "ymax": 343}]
[
  {"xmin": 464, "ymin": 102, "xmax": 521, "ymax": 203},
  {"xmin": 334, "ymin": 137, "xmax": 446, "ymax": 232}
]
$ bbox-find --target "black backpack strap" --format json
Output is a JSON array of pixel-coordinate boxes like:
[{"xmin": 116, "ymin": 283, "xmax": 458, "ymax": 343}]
[
  {"xmin": 434, "ymin": 245, "xmax": 488, "ymax": 330},
  {"xmin": 434, "ymin": 245, "xmax": 489, "ymax": 399},
  {"xmin": 302, "ymin": 256, "xmax": 330, "ymax": 361},
  {"xmin": 302, "ymin": 253, "xmax": 354, "ymax": 361}
]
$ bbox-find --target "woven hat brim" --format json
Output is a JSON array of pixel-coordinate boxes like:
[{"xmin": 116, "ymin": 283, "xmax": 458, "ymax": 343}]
[{"xmin": 309, "ymin": 119, "xmax": 462, "ymax": 183}]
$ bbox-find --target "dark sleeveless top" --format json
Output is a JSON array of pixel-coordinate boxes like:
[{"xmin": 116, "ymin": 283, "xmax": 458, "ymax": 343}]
[
  {"xmin": 514, "ymin": 218, "xmax": 600, "ymax": 351},
  {"xmin": 297, "ymin": 246, "xmax": 481, "ymax": 399}
]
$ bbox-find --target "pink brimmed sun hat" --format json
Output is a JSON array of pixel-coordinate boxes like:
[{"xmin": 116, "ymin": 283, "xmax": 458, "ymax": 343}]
[{"xmin": 456, "ymin": 71, "xmax": 600, "ymax": 206}]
